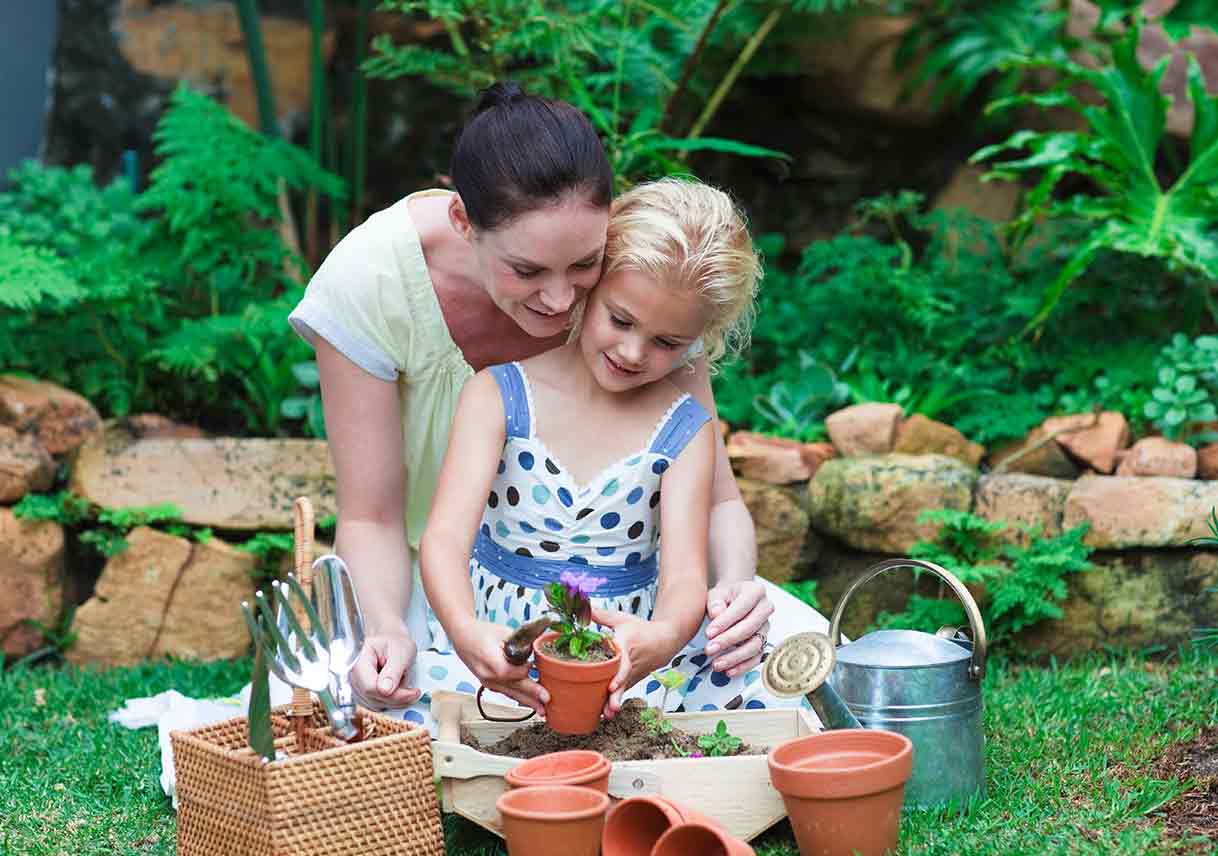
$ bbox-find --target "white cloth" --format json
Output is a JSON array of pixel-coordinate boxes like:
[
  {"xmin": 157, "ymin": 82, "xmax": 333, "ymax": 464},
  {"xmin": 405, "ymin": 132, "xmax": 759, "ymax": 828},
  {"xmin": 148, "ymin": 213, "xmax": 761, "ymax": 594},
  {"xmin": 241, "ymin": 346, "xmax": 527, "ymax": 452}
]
[{"xmin": 109, "ymin": 680, "xmax": 293, "ymax": 808}]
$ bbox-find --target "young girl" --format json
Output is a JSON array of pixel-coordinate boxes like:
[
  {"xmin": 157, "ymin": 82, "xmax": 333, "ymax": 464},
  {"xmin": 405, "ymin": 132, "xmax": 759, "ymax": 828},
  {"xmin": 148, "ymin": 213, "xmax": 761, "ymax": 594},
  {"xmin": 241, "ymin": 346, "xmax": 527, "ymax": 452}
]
[{"xmin": 416, "ymin": 177, "xmax": 768, "ymax": 724}]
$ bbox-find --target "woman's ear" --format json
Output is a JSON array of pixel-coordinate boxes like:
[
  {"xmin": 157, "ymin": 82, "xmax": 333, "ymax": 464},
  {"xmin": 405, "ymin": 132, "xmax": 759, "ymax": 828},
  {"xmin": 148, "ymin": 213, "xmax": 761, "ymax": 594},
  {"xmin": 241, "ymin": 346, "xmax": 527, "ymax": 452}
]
[{"xmin": 448, "ymin": 194, "xmax": 476, "ymax": 242}]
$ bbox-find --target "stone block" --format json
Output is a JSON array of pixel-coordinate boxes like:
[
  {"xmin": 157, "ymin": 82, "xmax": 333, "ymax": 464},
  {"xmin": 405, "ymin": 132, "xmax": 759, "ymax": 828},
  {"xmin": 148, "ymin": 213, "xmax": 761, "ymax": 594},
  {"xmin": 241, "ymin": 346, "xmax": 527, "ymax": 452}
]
[
  {"xmin": 0, "ymin": 375, "xmax": 101, "ymax": 456},
  {"xmin": 974, "ymin": 473, "xmax": 1073, "ymax": 545},
  {"xmin": 0, "ymin": 425, "xmax": 55, "ymax": 504},
  {"xmin": 825, "ymin": 403, "xmax": 903, "ymax": 458},
  {"xmin": 894, "ymin": 413, "xmax": 984, "ymax": 468},
  {"xmin": 1115, "ymin": 437, "xmax": 1198, "ymax": 478},
  {"xmin": 738, "ymin": 478, "xmax": 816, "ymax": 585},
  {"xmin": 1063, "ymin": 474, "xmax": 1218, "ymax": 549},
  {"xmin": 0, "ymin": 510, "xmax": 65, "ymax": 658}
]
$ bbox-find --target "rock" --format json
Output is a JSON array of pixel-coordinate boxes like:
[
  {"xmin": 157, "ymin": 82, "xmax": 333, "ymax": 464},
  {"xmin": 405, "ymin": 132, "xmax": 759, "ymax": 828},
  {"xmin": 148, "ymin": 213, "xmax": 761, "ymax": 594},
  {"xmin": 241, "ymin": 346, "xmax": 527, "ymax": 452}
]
[
  {"xmin": 1042, "ymin": 411, "xmax": 1129, "ymax": 474},
  {"xmin": 931, "ymin": 164, "xmax": 1022, "ymax": 223},
  {"xmin": 1018, "ymin": 548, "xmax": 1218, "ymax": 655},
  {"xmin": 1115, "ymin": 437, "xmax": 1198, "ymax": 478},
  {"xmin": 125, "ymin": 413, "xmax": 207, "ymax": 440},
  {"xmin": 974, "ymin": 473, "xmax": 1073, "ymax": 546},
  {"xmin": 116, "ymin": 0, "xmax": 335, "ymax": 133},
  {"xmin": 1198, "ymin": 444, "xmax": 1218, "ymax": 480},
  {"xmin": 0, "ymin": 510, "xmax": 65, "ymax": 658},
  {"xmin": 738, "ymin": 479, "xmax": 816, "ymax": 585},
  {"xmin": 794, "ymin": 15, "xmax": 945, "ymax": 127},
  {"xmin": 825, "ymin": 403, "xmax": 904, "ymax": 457},
  {"xmin": 727, "ymin": 432, "xmax": 836, "ymax": 484},
  {"xmin": 0, "ymin": 425, "xmax": 56, "ymax": 504},
  {"xmin": 893, "ymin": 413, "xmax": 984, "ymax": 468},
  {"xmin": 67, "ymin": 526, "xmax": 256, "ymax": 667},
  {"xmin": 68, "ymin": 422, "xmax": 335, "ymax": 530},
  {"xmin": 807, "ymin": 454, "xmax": 977, "ymax": 553},
  {"xmin": 990, "ymin": 427, "xmax": 1081, "ymax": 479},
  {"xmin": 0, "ymin": 375, "xmax": 102, "ymax": 456},
  {"xmin": 1063, "ymin": 474, "xmax": 1218, "ymax": 549}
]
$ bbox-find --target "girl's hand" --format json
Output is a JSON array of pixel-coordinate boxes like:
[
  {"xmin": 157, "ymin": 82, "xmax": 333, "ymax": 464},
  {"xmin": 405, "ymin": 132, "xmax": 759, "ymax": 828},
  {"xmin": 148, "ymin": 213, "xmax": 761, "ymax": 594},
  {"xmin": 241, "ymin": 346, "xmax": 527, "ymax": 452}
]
[
  {"xmin": 451, "ymin": 620, "xmax": 549, "ymax": 714},
  {"xmin": 704, "ymin": 580, "xmax": 774, "ymax": 676},
  {"xmin": 350, "ymin": 631, "xmax": 423, "ymax": 709},
  {"xmin": 591, "ymin": 607, "xmax": 681, "ymax": 718}
]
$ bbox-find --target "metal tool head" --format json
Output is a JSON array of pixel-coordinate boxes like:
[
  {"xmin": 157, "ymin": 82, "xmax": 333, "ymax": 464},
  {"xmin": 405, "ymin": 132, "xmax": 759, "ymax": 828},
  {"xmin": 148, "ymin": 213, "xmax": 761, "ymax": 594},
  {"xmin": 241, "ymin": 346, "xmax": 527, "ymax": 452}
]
[
  {"xmin": 310, "ymin": 554, "xmax": 365, "ymax": 676},
  {"xmin": 762, "ymin": 631, "xmax": 837, "ymax": 698}
]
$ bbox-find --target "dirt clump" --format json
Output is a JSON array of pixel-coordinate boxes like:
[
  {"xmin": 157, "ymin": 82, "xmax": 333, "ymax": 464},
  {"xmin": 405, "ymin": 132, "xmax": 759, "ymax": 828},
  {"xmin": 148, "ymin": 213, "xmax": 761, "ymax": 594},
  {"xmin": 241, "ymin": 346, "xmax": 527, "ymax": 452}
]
[{"xmin": 1150, "ymin": 726, "xmax": 1218, "ymax": 845}]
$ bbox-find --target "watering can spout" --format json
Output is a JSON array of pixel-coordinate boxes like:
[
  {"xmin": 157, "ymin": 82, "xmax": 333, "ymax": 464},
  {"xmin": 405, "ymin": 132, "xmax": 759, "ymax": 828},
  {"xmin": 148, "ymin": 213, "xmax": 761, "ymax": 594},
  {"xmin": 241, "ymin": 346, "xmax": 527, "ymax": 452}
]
[{"xmin": 807, "ymin": 682, "xmax": 861, "ymax": 731}]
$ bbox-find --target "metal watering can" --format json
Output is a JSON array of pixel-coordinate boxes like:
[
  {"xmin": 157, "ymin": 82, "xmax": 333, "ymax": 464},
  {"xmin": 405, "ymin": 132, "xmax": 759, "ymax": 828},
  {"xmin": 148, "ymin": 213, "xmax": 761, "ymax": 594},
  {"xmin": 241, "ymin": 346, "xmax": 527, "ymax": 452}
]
[{"xmin": 826, "ymin": 558, "xmax": 988, "ymax": 809}]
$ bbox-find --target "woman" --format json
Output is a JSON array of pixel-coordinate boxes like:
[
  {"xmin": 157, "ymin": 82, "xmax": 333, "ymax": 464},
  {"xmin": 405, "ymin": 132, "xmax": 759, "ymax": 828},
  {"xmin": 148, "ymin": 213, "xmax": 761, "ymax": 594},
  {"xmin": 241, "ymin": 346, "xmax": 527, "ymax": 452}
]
[{"xmin": 289, "ymin": 82, "xmax": 795, "ymax": 712}]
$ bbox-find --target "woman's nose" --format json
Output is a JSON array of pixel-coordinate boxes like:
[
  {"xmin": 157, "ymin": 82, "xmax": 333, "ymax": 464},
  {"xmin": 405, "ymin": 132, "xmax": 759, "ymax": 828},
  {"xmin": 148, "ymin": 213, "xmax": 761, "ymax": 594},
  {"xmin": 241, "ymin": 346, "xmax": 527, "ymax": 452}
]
[{"xmin": 537, "ymin": 277, "xmax": 576, "ymax": 313}]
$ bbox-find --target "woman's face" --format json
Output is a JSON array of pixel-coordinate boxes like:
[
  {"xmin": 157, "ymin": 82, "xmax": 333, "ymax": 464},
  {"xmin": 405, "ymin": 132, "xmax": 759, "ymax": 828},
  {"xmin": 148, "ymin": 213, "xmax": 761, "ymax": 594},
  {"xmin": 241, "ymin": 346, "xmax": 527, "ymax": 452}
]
[{"xmin": 453, "ymin": 195, "xmax": 609, "ymax": 338}]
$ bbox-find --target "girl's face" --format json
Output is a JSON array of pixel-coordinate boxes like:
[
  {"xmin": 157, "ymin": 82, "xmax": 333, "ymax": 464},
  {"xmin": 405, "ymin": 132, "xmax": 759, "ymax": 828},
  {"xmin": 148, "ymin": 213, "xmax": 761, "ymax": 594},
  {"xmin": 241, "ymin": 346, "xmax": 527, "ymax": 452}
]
[
  {"xmin": 452, "ymin": 194, "xmax": 609, "ymax": 338},
  {"xmin": 578, "ymin": 268, "xmax": 709, "ymax": 392}
]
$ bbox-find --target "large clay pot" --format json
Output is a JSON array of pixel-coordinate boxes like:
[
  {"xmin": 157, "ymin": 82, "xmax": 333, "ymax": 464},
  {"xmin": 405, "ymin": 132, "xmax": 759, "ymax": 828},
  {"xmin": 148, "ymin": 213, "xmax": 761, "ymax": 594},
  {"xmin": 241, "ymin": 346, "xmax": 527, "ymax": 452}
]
[
  {"xmin": 497, "ymin": 784, "xmax": 609, "ymax": 856},
  {"xmin": 506, "ymin": 749, "xmax": 611, "ymax": 793},
  {"xmin": 767, "ymin": 729, "xmax": 913, "ymax": 856},
  {"xmin": 653, "ymin": 822, "xmax": 756, "ymax": 856},
  {"xmin": 533, "ymin": 631, "xmax": 621, "ymax": 735}
]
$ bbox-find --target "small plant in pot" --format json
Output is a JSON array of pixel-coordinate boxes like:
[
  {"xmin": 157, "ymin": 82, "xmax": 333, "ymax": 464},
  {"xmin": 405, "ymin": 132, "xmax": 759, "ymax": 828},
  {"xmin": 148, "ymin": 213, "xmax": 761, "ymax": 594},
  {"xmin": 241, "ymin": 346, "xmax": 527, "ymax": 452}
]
[{"xmin": 533, "ymin": 572, "xmax": 621, "ymax": 735}]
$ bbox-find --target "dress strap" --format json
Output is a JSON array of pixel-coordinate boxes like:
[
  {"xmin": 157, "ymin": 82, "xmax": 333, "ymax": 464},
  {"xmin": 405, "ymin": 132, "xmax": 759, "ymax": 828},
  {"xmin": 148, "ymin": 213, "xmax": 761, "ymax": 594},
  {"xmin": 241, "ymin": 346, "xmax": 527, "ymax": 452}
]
[
  {"xmin": 488, "ymin": 363, "xmax": 531, "ymax": 439},
  {"xmin": 648, "ymin": 395, "xmax": 712, "ymax": 459}
]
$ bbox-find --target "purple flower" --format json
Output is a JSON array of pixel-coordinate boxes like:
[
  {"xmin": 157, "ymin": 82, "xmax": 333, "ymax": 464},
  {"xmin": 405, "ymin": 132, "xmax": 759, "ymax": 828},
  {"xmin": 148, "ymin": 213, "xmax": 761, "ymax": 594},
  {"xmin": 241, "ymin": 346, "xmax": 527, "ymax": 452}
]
[{"xmin": 559, "ymin": 571, "xmax": 608, "ymax": 597}]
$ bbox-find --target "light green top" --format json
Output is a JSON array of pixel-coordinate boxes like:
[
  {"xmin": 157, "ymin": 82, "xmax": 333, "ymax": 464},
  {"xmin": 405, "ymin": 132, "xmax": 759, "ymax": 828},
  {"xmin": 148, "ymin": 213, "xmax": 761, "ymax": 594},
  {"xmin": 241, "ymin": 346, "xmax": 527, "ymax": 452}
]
[{"xmin": 289, "ymin": 190, "xmax": 472, "ymax": 552}]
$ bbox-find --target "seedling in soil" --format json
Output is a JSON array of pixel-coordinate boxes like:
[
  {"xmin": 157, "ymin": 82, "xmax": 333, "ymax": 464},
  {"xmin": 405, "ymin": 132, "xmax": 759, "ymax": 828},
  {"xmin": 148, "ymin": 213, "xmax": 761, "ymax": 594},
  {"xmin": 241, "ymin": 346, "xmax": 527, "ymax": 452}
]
[{"xmin": 698, "ymin": 720, "xmax": 744, "ymax": 757}]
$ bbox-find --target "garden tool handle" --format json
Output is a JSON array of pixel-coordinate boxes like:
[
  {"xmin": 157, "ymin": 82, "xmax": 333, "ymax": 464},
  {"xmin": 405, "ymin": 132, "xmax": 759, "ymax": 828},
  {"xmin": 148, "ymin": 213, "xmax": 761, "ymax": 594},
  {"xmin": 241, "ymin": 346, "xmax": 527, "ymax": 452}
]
[
  {"xmin": 828, "ymin": 558, "xmax": 988, "ymax": 680},
  {"xmin": 290, "ymin": 497, "xmax": 315, "ymax": 721}
]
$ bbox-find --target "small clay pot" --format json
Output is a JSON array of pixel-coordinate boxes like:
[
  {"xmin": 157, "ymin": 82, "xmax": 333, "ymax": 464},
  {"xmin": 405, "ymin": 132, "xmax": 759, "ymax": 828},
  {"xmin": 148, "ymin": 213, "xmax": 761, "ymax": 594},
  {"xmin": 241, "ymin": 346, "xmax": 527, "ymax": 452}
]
[
  {"xmin": 506, "ymin": 750, "xmax": 611, "ymax": 793},
  {"xmin": 601, "ymin": 795, "xmax": 684, "ymax": 856},
  {"xmin": 653, "ymin": 822, "xmax": 756, "ymax": 856},
  {"xmin": 533, "ymin": 631, "xmax": 621, "ymax": 735},
  {"xmin": 497, "ymin": 784, "xmax": 609, "ymax": 856},
  {"xmin": 768, "ymin": 729, "xmax": 913, "ymax": 856}
]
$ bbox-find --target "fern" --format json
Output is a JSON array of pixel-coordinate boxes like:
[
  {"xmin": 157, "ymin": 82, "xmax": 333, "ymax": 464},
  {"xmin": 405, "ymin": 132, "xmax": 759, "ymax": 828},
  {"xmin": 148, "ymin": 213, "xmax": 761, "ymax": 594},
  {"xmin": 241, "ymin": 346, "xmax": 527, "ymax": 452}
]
[{"xmin": 0, "ymin": 238, "xmax": 86, "ymax": 311}]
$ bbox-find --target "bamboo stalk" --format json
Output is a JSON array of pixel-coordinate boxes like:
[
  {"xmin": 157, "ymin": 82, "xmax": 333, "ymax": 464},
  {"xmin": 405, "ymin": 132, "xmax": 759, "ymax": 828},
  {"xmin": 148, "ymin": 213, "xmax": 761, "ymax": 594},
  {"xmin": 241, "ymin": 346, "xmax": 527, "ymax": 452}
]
[
  {"xmin": 659, "ymin": 0, "xmax": 729, "ymax": 135},
  {"xmin": 234, "ymin": 0, "xmax": 279, "ymax": 138},
  {"xmin": 306, "ymin": 0, "xmax": 326, "ymax": 268},
  {"xmin": 350, "ymin": 0, "xmax": 372, "ymax": 228}
]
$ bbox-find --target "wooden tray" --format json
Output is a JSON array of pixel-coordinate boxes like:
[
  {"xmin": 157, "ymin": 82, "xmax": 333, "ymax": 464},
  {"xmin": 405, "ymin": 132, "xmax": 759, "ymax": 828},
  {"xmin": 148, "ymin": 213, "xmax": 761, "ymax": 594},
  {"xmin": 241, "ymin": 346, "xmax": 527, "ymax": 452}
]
[{"xmin": 430, "ymin": 690, "xmax": 818, "ymax": 842}]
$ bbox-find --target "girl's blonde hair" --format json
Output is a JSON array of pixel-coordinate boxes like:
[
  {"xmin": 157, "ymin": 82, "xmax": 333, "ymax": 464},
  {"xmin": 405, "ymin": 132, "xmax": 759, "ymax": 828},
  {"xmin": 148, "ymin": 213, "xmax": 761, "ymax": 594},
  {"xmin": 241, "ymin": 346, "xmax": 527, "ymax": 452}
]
[{"xmin": 572, "ymin": 176, "xmax": 760, "ymax": 370}]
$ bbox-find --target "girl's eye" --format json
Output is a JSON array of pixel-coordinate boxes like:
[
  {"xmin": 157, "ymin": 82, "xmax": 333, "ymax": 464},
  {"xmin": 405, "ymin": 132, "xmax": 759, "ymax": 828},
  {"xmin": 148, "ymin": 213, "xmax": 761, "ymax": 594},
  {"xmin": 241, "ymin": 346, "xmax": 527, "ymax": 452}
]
[
  {"xmin": 610, "ymin": 315, "xmax": 630, "ymax": 328},
  {"xmin": 573, "ymin": 258, "xmax": 600, "ymax": 270},
  {"xmin": 513, "ymin": 267, "xmax": 541, "ymax": 279},
  {"xmin": 657, "ymin": 340, "xmax": 680, "ymax": 350}
]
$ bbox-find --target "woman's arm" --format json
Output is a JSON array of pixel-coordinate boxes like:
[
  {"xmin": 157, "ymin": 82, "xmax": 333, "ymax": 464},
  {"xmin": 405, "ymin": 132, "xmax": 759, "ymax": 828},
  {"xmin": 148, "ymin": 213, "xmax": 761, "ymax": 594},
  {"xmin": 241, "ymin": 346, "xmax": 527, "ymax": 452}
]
[
  {"xmin": 668, "ymin": 358, "xmax": 774, "ymax": 676},
  {"xmin": 316, "ymin": 337, "xmax": 421, "ymax": 708},
  {"xmin": 420, "ymin": 371, "xmax": 548, "ymax": 713},
  {"xmin": 596, "ymin": 421, "xmax": 714, "ymax": 714}
]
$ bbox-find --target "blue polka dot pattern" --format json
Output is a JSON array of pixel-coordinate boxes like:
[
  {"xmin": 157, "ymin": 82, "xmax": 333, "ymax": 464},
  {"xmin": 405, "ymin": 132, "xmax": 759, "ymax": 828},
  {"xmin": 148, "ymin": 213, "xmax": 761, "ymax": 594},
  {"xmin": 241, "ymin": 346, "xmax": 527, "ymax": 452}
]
[
  {"xmin": 544, "ymin": 518, "xmax": 563, "ymax": 531},
  {"xmin": 600, "ymin": 512, "xmax": 620, "ymax": 529},
  {"xmin": 745, "ymin": 699, "xmax": 767, "ymax": 710},
  {"xmin": 602, "ymin": 478, "xmax": 620, "ymax": 496},
  {"xmin": 520, "ymin": 521, "xmax": 536, "ymax": 533},
  {"xmin": 481, "ymin": 523, "xmax": 491, "ymax": 537},
  {"xmin": 701, "ymin": 703, "xmax": 718, "ymax": 711},
  {"xmin": 496, "ymin": 520, "xmax": 510, "ymax": 537},
  {"xmin": 570, "ymin": 555, "xmax": 588, "ymax": 565},
  {"xmin": 625, "ymin": 552, "xmax": 642, "ymax": 566},
  {"xmin": 597, "ymin": 546, "xmax": 616, "ymax": 556},
  {"xmin": 456, "ymin": 681, "xmax": 476, "ymax": 694},
  {"xmin": 652, "ymin": 459, "xmax": 669, "ymax": 475},
  {"xmin": 557, "ymin": 487, "xmax": 573, "ymax": 507},
  {"xmin": 710, "ymin": 671, "xmax": 731, "ymax": 687},
  {"xmin": 645, "ymin": 680, "xmax": 661, "ymax": 694},
  {"xmin": 532, "ymin": 485, "xmax": 550, "ymax": 504},
  {"xmin": 627, "ymin": 487, "xmax": 644, "ymax": 504},
  {"xmin": 497, "ymin": 460, "xmax": 506, "ymax": 474},
  {"xmin": 571, "ymin": 535, "xmax": 590, "ymax": 544},
  {"xmin": 404, "ymin": 709, "xmax": 425, "ymax": 724},
  {"xmin": 518, "ymin": 451, "xmax": 535, "ymax": 470},
  {"xmin": 429, "ymin": 665, "xmax": 449, "ymax": 681}
]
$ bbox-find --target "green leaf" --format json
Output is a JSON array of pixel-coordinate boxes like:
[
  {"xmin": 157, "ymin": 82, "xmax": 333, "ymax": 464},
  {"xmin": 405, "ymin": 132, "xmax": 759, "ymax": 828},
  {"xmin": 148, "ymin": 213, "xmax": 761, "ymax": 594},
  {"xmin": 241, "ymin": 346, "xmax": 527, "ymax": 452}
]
[
  {"xmin": 641, "ymin": 136, "xmax": 791, "ymax": 161},
  {"xmin": 248, "ymin": 641, "xmax": 276, "ymax": 762},
  {"xmin": 1162, "ymin": 0, "xmax": 1218, "ymax": 40}
]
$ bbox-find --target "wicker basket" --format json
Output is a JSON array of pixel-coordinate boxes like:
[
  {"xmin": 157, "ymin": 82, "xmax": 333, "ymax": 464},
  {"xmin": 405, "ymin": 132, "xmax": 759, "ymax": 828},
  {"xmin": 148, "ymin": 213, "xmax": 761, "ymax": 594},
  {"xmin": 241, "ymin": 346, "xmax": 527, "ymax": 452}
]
[
  {"xmin": 173, "ymin": 703, "xmax": 444, "ymax": 855},
  {"xmin": 172, "ymin": 496, "xmax": 444, "ymax": 856}
]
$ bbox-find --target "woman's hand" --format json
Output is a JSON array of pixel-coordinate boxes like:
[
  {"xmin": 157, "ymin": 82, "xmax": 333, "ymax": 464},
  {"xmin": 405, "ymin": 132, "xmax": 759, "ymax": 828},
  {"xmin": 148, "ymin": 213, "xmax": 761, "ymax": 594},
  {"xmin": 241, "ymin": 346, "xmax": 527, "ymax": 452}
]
[
  {"xmin": 704, "ymin": 579, "xmax": 774, "ymax": 676},
  {"xmin": 350, "ymin": 631, "xmax": 422, "ymax": 710},
  {"xmin": 451, "ymin": 620, "xmax": 549, "ymax": 714},
  {"xmin": 592, "ymin": 608, "xmax": 682, "ymax": 718}
]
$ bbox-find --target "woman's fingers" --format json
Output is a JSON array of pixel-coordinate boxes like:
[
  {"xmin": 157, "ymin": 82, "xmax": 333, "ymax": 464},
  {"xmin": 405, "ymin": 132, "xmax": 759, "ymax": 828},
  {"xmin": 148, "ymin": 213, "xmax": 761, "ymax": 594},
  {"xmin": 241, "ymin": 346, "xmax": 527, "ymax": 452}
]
[
  {"xmin": 705, "ymin": 581, "xmax": 766, "ymax": 641},
  {"xmin": 709, "ymin": 623, "xmax": 769, "ymax": 676},
  {"xmin": 350, "ymin": 636, "xmax": 421, "ymax": 707}
]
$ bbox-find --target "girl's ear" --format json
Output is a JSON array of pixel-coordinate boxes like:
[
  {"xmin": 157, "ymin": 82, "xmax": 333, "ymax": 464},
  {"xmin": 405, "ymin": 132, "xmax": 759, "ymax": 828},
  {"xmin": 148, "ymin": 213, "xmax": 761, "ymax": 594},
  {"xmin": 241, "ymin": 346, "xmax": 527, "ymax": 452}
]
[{"xmin": 448, "ymin": 194, "xmax": 476, "ymax": 242}]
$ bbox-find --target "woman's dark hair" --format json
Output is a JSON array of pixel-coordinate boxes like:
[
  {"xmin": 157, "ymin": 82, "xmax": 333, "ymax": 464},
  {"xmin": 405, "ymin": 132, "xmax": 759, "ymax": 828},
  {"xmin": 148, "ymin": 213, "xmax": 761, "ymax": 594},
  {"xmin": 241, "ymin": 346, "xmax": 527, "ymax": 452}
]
[{"xmin": 451, "ymin": 81, "xmax": 613, "ymax": 231}]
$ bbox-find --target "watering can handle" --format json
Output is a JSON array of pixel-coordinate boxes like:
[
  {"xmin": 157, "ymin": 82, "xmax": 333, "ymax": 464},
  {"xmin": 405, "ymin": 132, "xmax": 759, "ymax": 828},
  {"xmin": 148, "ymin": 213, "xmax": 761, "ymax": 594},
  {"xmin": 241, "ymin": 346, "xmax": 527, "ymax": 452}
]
[{"xmin": 828, "ymin": 558, "xmax": 988, "ymax": 681}]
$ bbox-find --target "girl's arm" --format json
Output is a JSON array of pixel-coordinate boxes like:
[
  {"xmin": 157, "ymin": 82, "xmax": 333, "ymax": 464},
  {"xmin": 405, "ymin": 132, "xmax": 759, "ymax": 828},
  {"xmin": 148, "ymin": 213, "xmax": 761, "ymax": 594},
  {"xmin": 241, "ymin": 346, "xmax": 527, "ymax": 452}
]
[
  {"xmin": 669, "ymin": 357, "xmax": 774, "ymax": 676},
  {"xmin": 420, "ymin": 370, "xmax": 549, "ymax": 713},
  {"xmin": 316, "ymin": 338, "xmax": 421, "ymax": 708},
  {"xmin": 595, "ymin": 420, "xmax": 715, "ymax": 715}
]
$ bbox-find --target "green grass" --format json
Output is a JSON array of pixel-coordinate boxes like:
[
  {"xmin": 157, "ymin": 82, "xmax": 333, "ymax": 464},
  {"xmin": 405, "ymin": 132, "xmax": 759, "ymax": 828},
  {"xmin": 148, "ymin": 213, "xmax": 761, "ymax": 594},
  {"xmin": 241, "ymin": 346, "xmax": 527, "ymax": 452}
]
[{"xmin": 1, "ymin": 648, "xmax": 1215, "ymax": 855}]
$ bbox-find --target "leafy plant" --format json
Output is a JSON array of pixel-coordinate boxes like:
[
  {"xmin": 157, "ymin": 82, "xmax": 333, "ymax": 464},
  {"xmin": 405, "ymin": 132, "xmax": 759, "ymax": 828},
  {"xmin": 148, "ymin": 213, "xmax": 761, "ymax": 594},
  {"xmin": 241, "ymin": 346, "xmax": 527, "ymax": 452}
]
[
  {"xmin": 640, "ymin": 668, "xmax": 688, "ymax": 735},
  {"xmin": 1144, "ymin": 334, "xmax": 1218, "ymax": 443},
  {"xmin": 973, "ymin": 19, "xmax": 1218, "ymax": 329},
  {"xmin": 697, "ymin": 719, "xmax": 743, "ymax": 757},
  {"xmin": 281, "ymin": 360, "xmax": 327, "ymax": 438},
  {"xmin": 11, "ymin": 492, "xmax": 211, "ymax": 559},
  {"xmin": 544, "ymin": 571, "xmax": 611, "ymax": 660},
  {"xmin": 752, "ymin": 351, "xmax": 853, "ymax": 441},
  {"xmin": 780, "ymin": 579, "xmax": 820, "ymax": 610},
  {"xmin": 239, "ymin": 532, "xmax": 296, "ymax": 584}
]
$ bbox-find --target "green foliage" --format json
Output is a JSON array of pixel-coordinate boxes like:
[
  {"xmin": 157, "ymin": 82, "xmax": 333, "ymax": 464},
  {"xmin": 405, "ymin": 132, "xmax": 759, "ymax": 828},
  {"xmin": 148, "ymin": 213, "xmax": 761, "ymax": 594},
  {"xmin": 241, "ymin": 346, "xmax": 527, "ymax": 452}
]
[
  {"xmin": 641, "ymin": 667, "xmax": 687, "ymax": 734},
  {"xmin": 239, "ymin": 531, "xmax": 295, "ymax": 584},
  {"xmin": 876, "ymin": 509, "xmax": 1093, "ymax": 645},
  {"xmin": 0, "ymin": 86, "xmax": 341, "ymax": 435},
  {"xmin": 780, "ymin": 579, "xmax": 820, "ymax": 610},
  {"xmin": 365, "ymin": 0, "xmax": 792, "ymax": 187},
  {"xmin": 640, "ymin": 705, "xmax": 673, "ymax": 735},
  {"xmin": 11, "ymin": 492, "xmax": 213, "ymax": 559},
  {"xmin": 1144, "ymin": 333, "xmax": 1218, "ymax": 443},
  {"xmin": 973, "ymin": 20, "xmax": 1218, "ymax": 329},
  {"xmin": 280, "ymin": 360, "xmax": 327, "ymax": 438},
  {"xmin": 696, "ymin": 719, "xmax": 743, "ymax": 757},
  {"xmin": 893, "ymin": 0, "xmax": 1072, "ymax": 112},
  {"xmin": 750, "ymin": 351, "xmax": 852, "ymax": 440},
  {"xmin": 544, "ymin": 575, "xmax": 610, "ymax": 661}
]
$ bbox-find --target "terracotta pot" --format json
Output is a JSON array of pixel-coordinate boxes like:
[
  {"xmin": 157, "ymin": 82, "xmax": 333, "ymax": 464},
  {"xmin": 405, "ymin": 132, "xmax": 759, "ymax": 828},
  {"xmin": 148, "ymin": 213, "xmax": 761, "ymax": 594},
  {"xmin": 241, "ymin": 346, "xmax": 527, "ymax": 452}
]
[
  {"xmin": 497, "ymin": 784, "xmax": 609, "ymax": 856},
  {"xmin": 601, "ymin": 795, "xmax": 684, "ymax": 856},
  {"xmin": 653, "ymin": 822, "xmax": 756, "ymax": 856},
  {"xmin": 506, "ymin": 750, "xmax": 611, "ymax": 793},
  {"xmin": 768, "ymin": 729, "xmax": 913, "ymax": 856},
  {"xmin": 533, "ymin": 631, "xmax": 621, "ymax": 735}
]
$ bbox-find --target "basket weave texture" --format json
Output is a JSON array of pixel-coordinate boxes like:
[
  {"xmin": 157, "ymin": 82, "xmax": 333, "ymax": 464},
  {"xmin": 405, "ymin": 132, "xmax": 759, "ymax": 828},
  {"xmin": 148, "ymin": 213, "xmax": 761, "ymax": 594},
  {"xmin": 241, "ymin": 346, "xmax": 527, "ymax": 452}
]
[{"xmin": 173, "ymin": 703, "xmax": 444, "ymax": 856}]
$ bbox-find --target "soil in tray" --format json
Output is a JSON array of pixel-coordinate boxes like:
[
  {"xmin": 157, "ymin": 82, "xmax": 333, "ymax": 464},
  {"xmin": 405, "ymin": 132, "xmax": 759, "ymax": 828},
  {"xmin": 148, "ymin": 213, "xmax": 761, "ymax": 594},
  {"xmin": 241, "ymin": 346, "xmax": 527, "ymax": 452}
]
[{"xmin": 462, "ymin": 698, "xmax": 763, "ymax": 761}]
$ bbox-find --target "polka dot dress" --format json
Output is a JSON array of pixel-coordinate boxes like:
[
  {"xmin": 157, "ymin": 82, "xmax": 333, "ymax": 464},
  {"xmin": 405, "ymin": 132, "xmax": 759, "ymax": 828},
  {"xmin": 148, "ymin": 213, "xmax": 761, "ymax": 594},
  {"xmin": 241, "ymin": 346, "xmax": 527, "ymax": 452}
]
[{"xmin": 402, "ymin": 362, "xmax": 828, "ymax": 732}]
